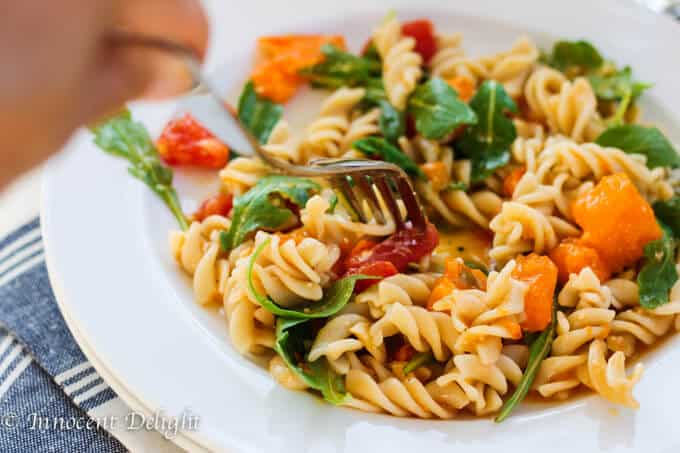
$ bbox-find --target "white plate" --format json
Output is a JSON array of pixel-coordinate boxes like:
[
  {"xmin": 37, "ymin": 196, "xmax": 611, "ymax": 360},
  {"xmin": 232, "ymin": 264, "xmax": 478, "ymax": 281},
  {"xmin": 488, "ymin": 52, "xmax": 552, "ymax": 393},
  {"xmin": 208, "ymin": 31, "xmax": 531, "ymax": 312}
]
[{"xmin": 42, "ymin": 1, "xmax": 680, "ymax": 452}]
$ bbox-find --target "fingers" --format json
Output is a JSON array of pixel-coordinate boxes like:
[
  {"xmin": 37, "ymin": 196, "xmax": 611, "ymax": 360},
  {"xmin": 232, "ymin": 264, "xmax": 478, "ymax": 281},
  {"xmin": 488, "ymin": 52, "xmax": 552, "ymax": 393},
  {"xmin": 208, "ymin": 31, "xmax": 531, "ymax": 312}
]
[
  {"xmin": 82, "ymin": 0, "xmax": 209, "ymax": 120},
  {"xmin": 116, "ymin": 0, "xmax": 210, "ymax": 58}
]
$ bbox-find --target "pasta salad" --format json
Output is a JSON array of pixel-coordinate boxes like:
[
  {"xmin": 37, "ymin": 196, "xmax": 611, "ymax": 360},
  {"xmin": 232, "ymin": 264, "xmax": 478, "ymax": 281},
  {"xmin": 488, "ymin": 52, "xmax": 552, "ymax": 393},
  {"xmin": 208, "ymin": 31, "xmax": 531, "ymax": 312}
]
[{"xmin": 93, "ymin": 14, "xmax": 680, "ymax": 421}]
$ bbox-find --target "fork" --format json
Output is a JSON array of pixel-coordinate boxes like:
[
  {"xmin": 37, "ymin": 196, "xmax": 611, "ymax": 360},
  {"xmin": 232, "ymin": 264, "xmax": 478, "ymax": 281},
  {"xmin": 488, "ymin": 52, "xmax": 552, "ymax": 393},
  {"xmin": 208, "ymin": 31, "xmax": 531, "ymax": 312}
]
[{"xmin": 109, "ymin": 32, "xmax": 427, "ymax": 231}]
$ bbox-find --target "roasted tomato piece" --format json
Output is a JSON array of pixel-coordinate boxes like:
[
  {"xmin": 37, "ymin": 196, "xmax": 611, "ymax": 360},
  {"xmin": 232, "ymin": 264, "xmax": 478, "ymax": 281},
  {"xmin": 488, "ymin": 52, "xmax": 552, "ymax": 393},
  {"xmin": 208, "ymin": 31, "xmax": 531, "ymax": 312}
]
[
  {"xmin": 356, "ymin": 222, "xmax": 439, "ymax": 272},
  {"xmin": 193, "ymin": 193, "xmax": 233, "ymax": 222},
  {"xmin": 401, "ymin": 19, "xmax": 437, "ymax": 63},
  {"xmin": 346, "ymin": 260, "xmax": 399, "ymax": 293},
  {"xmin": 157, "ymin": 114, "xmax": 229, "ymax": 168}
]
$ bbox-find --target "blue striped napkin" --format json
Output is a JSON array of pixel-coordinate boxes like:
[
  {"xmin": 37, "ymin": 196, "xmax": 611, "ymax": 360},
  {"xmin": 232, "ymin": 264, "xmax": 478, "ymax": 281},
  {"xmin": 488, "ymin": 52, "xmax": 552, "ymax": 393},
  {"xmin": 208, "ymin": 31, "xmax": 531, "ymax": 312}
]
[{"xmin": 0, "ymin": 218, "xmax": 183, "ymax": 452}]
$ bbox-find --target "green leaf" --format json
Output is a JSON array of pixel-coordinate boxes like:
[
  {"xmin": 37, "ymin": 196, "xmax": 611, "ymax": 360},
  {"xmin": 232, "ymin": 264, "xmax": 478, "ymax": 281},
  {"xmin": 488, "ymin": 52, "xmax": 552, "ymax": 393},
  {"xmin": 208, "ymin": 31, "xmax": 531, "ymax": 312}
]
[
  {"xmin": 402, "ymin": 352, "xmax": 434, "ymax": 375},
  {"xmin": 274, "ymin": 318, "xmax": 351, "ymax": 404},
  {"xmin": 352, "ymin": 137, "xmax": 425, "ymax": 179},
  {"xmin": 495, "ymin": 303, "xmax": 557, "ymax": 422},
  {"xmin": 220, "ymin": 176, "xmax": 320, "ymax": 250},
  {"xmin": 637, "ymin": 226, "xmax": 678, "ymax": 309},
  {"xmin": 378, "ymin": 100, "xmax": 405, "ymax": 143},
  {"xmin": 92, "ymin": 109, "xmax": 188, "ymax": 231},
  {"xmin": 362, "ymin": 78, "xmax": 388, "ymax": 105},
  {"xmin": 589, "ymin": 66, "xmax": 651, "ymax": 126},
  {"xmin": 408, "ymin": 77, "xmax": 477, "ymax": 140},
  {"xmin": 247, "ymin": 237, "xmax": 372, "ymax": 318},
  {"xmin": 237, "ymin": 81, "xmax": 283, "ymax": 144},
  {"xmin": 446, "ymin": 181, "xmax": 469, "ymax": 192},
  {"xmin": 362, "ymin": 42, "xmax": 381, "ymax": 65},
  {"xmin": 654, "ymin": 197, "xmax": 680, "ymax": 238},
  {"xmin": 588, "ymin": 66, "xmax": 651, "ymax": 102},
  {"xmin": 307, "ymin": 359, "xmax": 351, "ymax": 404},
  {"xmin": 455, "ymin": 81, "xmax": 518, "ymax": 182},
  {"xmin": 546, "ymin": 40, "xmax": 603, "ymax": 73},
  {"xmin": 299, "ymin": 44, "xmax": 382, "ymax": 90},
  {"xmin": 596, "ymin": 125, "xmax": 680, "ymax": 169},
  {"xmin": 463, "ymin": 260, "xmax": 488, "ymax": 275}
]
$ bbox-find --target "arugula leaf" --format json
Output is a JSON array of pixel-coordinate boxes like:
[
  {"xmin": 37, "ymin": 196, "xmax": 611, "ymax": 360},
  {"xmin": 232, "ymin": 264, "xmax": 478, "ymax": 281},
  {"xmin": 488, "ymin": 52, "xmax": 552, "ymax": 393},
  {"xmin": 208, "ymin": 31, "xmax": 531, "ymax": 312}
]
[
  {"xmin": 596, "ymin": 125, "xmax": 680, "ymax": 169},
  {"xmin": 408, "ymin": 77, "xmax": 477, "ymax": 140},
  {"xmin": 637, "ymin": 226, "xmax": 678, "ymax": 309},
  {"xmin": 589, "ymin": 66, "xmax": 652, "ymax": 126},
  {"xmin": 92, "ymin": 109, "xmax": 189, "ymax": 231},
  {"xmin": 362, "ymin": 78, "xmax": 387, "ymax": 105},
  {"xmin": 495, "ymin": 303, "xmax": 557, "ymax": 422},
  {"xmin": 378, "ymin": 100, "xmax": 405, "ymax": 143},
  {"xmin": 446, "ymin": 181, "xmax": 468, "ymax": 192},
  {"xmin": 362, "ymin": 42, "xmax": 381, "ymax": 65},
  {"xmin": 220, "ymin": 176, "xmax": 320, "ymax": 250},
  {"xmin": 544, "ymin": 40, "xmax": 603, "ymax": 73},
  {"xmin": 588, "ymin": 66, "xmax": 651, "ymax": 102},
  {"xmin": 455, "ymin": 81, "xmax": 518, "ymax": 182},
  {"xmin": 274, "ymin": 318, "xmax": 351, "ymax": 404},
  {"xmin": 654, "ymin": 197, "xmax": 680, "ymax": 238},
  {"xmin": 299, "ymin": 44, "xmax": 382, "ymax": 90},
  {"xmin": 402, "ymin": 352, "xmax": 434, "ymax": 374},
  {"xmin": 352, "ymin": 137, "xmax": 425, "ymax": 179},
  {"xmin": 463, "ymin": 260, "xmax": 488, "ymax": 275},
  {"xmin": 248, "ymin": 237, "xmax": 371, "ymax": 318},
  {"xmin": 237, "ymin": 81, "xmax": 283, "ymax": 144}
]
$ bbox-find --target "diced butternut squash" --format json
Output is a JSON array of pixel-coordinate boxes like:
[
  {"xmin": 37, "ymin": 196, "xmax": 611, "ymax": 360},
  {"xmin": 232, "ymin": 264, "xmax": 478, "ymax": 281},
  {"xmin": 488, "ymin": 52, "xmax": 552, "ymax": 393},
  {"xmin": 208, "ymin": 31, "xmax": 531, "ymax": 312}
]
[
  {"xmin": 512, "ymin": 253, "xmax": 558, "ymax": 332},
  {"xmin": 251, "ymin": 35, "xmax": 346, "ymax": 103},
  {"xmin": 503, "ymin": 167, "xmax": 526, "ymax": 197},
  {"xmin": 427, "ymin": 258, "xmax": 487, "ymax": 310},
  {"xmin": 549, "ymin": 239, "xmax": 611, "ymax": 284},
  {"xmin": 446, "ymin": 75, "xmax": 476, "ymax": 103},
  {"xmin": 572, "ymin": 173, "xmax": 662, "ymax": 273},
  {"xmin": 427, "ymin": 277, "xmax": 456, "ymax": 310},
  {"xmin": 497, "ymin": 318, "xmax": 523, "ymax": 340},
  {"xmin": 421, "ymin": 161, "xmax": 451, "ymax": 191},
  {"xmin": 444, "ymin": 258, "xmax": 487, "ymax": 291}
]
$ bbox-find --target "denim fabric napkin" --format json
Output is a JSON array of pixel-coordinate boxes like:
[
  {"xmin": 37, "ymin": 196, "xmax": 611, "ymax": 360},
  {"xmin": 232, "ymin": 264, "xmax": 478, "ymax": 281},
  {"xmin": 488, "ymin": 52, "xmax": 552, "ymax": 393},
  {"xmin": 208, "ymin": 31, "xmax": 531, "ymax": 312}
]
[{"xmin": 0, "ymin": 218, "xmax": 183, "ymax": 452}]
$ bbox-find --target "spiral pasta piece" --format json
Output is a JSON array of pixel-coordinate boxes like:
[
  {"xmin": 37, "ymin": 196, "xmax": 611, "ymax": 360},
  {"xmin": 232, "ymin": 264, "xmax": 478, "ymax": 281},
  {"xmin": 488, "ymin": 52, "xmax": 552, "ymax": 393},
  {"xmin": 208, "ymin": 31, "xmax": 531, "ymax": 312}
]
[
  {"xmin": 344, "ymin": 364, "xmax": 462, "ymax": 419},
  {"xmin": 300, "ymin": 87, "xmax": 366, "ymax": 159},
  {"xmin": 510, "ymin": 171, "xmax": 576, "ymax": 221},
  {"xmin": 489, "ymin": 201, "xmax": 564, "ymax": 264},
  {"xmin": 434, "ymin": 260, "xmax": 528, "ymax": 365},
  {"xmin": 478, "ymin": 36, "xmax": 539, "ymax": 98},
  {"xmin": 535, "ymin": 136, "xmax": 673, "ymax": 202},
  {"xmin": 223, "ymin": 247, "xmax": 277, "ymax": 355},
  {"xmin": 429, "ymin": 33, "xmax": 487, "ymax": 83},
  {"xmin": 578, "ymin": 339, "xmax": 643, "ymax": 408},
  {"xmin": 355, "ymin": 273, "xmax": 434, "ymax": 318},
  {"xmin": 373, "ymin": 16, "xmax": 423, "ymax": 109},
  {"xmin": 552, "ymin": 267, "xmax": 615, "ymax": 356},
  {"xmin": 308, "ymin": 313, "xmax": 386, "ymax": 374},
  {"xmin": 436, "ymin": 353, "xmax": 523, "ymax": 416},
  {"xmin": 248, "ymin": 231, "xmax": 340, "ymax": 307},
  {"xmin": 269, "ymin": 355, "xmax": 307, "ymax": 391},
  {"xmin": 401, "ymin": 136, "xmax": 502, "ymax": 229},
  {"xmin": 342, "ymin": 108, "xmax": 381, "ymax": 150},
  {"xmin": 533, "ymin": 353, "xmax": 587, "ymax": 399},
  {"xmin": 300, "ymin": 194, "xmax": 396, "ymax": 246},
  {"xmin": 369, "ymin": 303, "xmax": 459, "ymax": 362},
  {"xmin": 219, "ymin": 157, "xmax": 269, "ymax": 196},
  {"xmin": 261, "ymin": 120, "xmax": 302, "ymax": 164},
  {"xmin": 170, "ymin": 215, "xmax": 232, "ymax": 305},
  {"xmin": 524, "ymin": 66, "xmax": 604, "ymax": 142}
]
